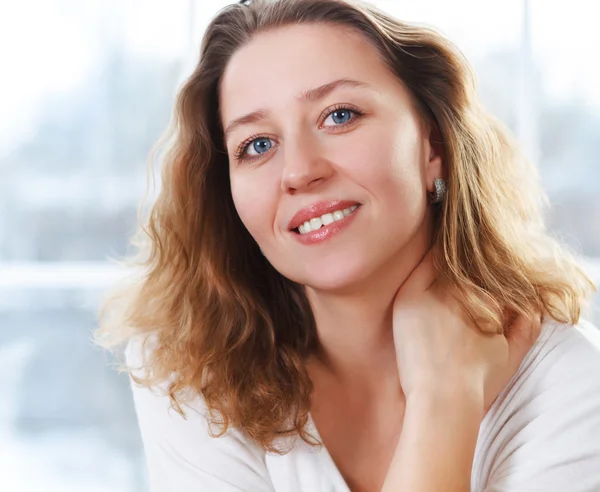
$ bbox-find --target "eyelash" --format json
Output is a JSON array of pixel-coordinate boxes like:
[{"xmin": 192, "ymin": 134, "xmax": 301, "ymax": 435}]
[{"xmin": 233, "ymin": 104, "xmax": 365, "ymax": 162}]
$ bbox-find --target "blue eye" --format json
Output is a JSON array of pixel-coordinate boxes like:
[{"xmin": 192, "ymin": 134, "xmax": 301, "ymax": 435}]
[
  {"xmin": 233, "ymin": 105, "xmax": 363, "ymax": 162},
  {"xmin": 322, "ymin": 105, "xmax": 364, "ymax": 128},
  {"xmin": 234, "ymin": 135, "xmax": 274, "ymax": 161},
  {"xmin": 249, "ymin": 137, "xmax": 272, "ymax": 155},
  {"xmin": 329, "ymin": 109, "xmax": 352, "ymax": 125}
]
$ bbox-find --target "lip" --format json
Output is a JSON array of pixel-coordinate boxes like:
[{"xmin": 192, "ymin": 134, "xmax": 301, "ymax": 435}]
[
  {"xmin": 287, "ymin": 200, "xmax": 361, "ymax": 231},
  {"xmin": 293, "ymin": 205, "xmax": 361, "ymax": 245}
]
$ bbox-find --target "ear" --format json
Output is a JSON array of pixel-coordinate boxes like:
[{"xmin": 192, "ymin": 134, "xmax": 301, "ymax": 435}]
[{"xmin": 424, "ymin": 123, "xmax": 444, "ymax": 194}]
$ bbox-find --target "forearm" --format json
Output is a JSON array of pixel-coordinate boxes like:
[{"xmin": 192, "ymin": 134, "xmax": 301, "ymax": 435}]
[{"xmin": 382, "ymin": 386, "xmax": 483, "ymax": 492}]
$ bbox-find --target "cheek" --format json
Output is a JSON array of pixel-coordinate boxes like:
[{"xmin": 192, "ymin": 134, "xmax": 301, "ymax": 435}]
[
  {"xmin": 342, "ymin": 126, "xmax": 424, "ymax": 196},
  {"xmin": 230, "ymin": 174, "xmax": 276, "ymax": 240}
]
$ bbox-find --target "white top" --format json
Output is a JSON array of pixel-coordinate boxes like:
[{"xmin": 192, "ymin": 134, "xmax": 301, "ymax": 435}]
[{"xmin": 127, "ymin": 317, "xmax": 600, "ymax": 491}]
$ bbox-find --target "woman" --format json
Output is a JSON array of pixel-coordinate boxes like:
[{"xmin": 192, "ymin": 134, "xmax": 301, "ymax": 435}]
[{"xmin": 97, "ymin": 0, "xmax": 600, "ymax": 490}]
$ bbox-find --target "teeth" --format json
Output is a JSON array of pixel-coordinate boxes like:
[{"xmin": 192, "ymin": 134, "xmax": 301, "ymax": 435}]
[
  {"xmin": 321, "ymin": 213, "xmax": 335, "ymax": 226},
  {"xmin": 297, "ymin": 205, "xmax": 358, "ymax": 235},
  {"xmin": 309, "ymin": 217, "xmax": 322, "ymax": 230}
]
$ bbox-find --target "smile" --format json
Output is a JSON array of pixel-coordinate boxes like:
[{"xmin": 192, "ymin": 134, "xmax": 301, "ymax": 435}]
[
  {"xmin": 292, "ymin": 204, "xmax": 361, "ymax": 245},
  {"xmin": 296, "ymin": 204, "xmax": 359, "ymax": 234}
]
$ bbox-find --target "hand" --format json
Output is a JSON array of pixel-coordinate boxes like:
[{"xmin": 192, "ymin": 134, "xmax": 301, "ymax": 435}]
[{"xmin": 392, "ymin": 248, "xmax": 541, "ymax": 414}]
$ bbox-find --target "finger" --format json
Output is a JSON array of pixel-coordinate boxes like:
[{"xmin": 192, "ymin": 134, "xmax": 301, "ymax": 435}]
[{"xmin": 396, "ymin": 247, "xmax": 437, "ymax": 299}]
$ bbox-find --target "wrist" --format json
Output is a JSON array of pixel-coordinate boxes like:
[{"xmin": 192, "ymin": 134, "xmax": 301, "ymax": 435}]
[
  {"xmin": 384, "ymin": 381, "xmax": 483, "ymax": 492},
  {"xmin": 406, "ymin": 381, "xmax": 484, "ymax": 418}
]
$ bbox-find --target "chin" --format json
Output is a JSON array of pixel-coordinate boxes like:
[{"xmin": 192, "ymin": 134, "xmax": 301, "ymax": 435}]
[{"xmin": 287, "ymin": 254, "xmax": 371, "ymax": 293}]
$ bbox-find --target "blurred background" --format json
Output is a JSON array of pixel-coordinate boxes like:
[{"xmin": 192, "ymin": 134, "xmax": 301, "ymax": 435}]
[{"xmin": 1, "ymin": 0, "xmax": 599, "ymax": 490}]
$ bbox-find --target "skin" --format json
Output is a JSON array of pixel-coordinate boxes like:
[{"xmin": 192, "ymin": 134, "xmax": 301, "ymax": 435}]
[{"xmin": 220, "ymin": 23, "xmax": 539, "ymax": 492}]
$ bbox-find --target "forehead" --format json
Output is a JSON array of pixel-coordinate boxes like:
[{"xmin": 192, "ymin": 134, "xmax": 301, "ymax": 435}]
[{"xmin": 219, "ymin": 23, "xmax": 396, "ymax": 124}]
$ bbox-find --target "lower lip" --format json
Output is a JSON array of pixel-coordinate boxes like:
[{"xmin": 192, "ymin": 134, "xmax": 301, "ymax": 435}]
[{"xmin": 292, "ymin": 206, "xmax": 361, "ymax": 245}]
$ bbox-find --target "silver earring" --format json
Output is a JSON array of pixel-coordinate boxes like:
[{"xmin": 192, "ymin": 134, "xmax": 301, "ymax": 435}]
[{"xmin": 429, "ymin": 178, "xmax": 446, "ymax": 204}]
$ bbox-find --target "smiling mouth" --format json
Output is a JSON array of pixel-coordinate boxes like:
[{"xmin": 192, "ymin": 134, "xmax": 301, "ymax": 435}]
[{"xmin": 292, "ymin": 204, "xmax": 360, "ymax": 235}]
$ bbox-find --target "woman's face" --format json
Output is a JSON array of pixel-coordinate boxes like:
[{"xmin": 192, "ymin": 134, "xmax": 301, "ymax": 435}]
[{"xmin": 220, "ymin": 23, "xmax": 442, "ymax": 292}]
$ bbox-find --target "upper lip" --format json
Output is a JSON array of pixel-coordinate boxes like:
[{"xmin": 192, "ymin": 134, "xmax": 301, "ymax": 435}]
[{"xmin": 287, "ymin": 199, "xmax": 361, "ymax": 231}]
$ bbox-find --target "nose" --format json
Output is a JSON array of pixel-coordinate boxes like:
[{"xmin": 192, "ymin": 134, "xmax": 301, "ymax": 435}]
[{"xmin": 280, "ymin": 131, "xmax": 334, "ymax": 194}]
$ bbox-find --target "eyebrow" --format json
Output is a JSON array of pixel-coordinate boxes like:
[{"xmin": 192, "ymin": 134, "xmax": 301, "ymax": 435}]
[{"xmin": 223, "ymin": 78, "xmax": 377, "ymax": 140}]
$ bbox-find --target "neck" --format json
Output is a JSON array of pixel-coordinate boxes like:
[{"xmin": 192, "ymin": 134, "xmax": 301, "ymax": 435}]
[{"xmin": 305, "ymin": 231, "xmax": 430, "ymax": 389}]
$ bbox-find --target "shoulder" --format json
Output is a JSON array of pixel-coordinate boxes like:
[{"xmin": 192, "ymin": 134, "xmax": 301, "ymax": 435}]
[
  {"xmin": 124, "ymin": 335, "xmax": 275, "ymax": 492},
  {"xmin": 473, "ymin": 317, "xmax": 600, "ymax": 491},
  {"xmin": 494, "ymin": 316, "xmax": 600, "ymax": 405},
  {"xmin": 521, "ymin": 317, "xmax": 600, "ymax": 391},
  {"xmin": 515, "ymin": 317, "xmax": 600, "ymax": 386}
]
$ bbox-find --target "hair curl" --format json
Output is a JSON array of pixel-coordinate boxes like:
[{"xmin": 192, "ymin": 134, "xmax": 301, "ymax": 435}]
[{"xmin": 96, "ymin": 0, "xmax": 596, "ymax": 454}]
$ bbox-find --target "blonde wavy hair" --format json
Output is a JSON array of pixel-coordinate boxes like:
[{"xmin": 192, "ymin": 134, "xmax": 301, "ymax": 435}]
[{"xmin": 96, "ymin": 0, "xmax": 596, "ymax": 453}]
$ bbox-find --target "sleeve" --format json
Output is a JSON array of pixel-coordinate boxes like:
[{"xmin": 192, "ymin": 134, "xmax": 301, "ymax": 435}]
[
  {"xmin": 482, "ymin": 321, "xmax": 600, "ymax": 491},
  {"xmin": 125, "ymin": 337, "xmax": 276, "ymax": 492}
]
